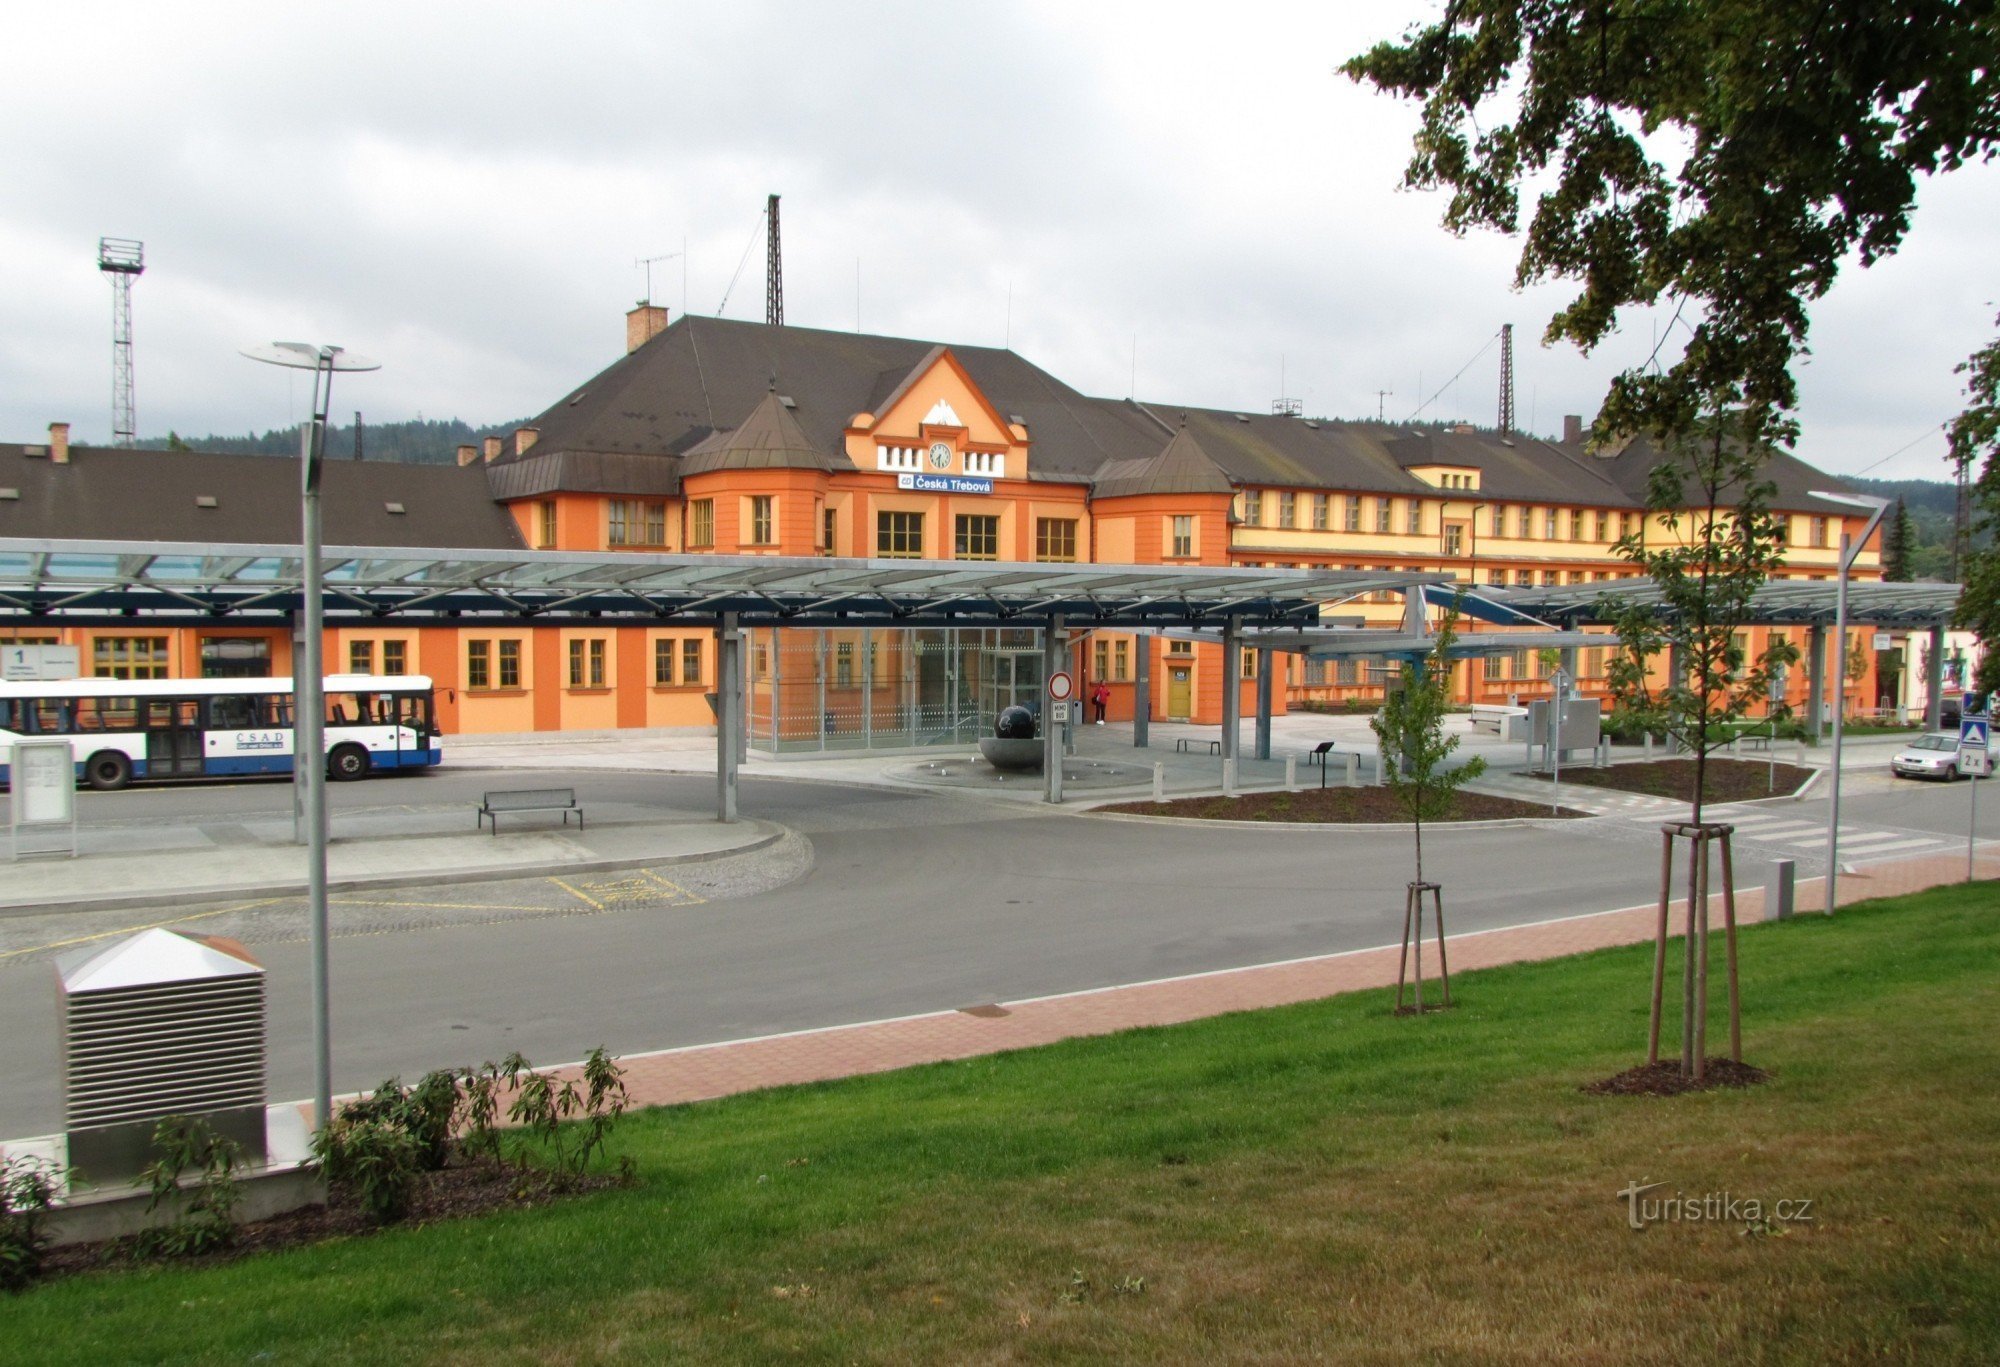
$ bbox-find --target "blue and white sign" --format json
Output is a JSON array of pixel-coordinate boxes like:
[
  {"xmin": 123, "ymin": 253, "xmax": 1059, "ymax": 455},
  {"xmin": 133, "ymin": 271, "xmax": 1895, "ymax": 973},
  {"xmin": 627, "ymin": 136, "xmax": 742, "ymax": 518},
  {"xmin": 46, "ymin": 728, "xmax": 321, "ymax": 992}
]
[
  {"xmin": 1959, "ymin": 714, "xmax": 1992, "ymax": 777},
  {"xmin": 896, "ymin": 473, "xmax": 993, "ymax": 495}
]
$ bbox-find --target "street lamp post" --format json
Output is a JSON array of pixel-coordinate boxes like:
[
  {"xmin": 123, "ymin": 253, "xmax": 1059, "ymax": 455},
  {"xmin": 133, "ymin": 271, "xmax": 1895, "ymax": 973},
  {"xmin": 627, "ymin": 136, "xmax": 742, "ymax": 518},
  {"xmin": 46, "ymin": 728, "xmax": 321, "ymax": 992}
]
[
  {"xmin": 1809, "ymin": 490, "xmax": 1891, "ymax": 916},
  {"xmin": 242, "ymin": 342, "xmax": 380, "ymax": 1130}
]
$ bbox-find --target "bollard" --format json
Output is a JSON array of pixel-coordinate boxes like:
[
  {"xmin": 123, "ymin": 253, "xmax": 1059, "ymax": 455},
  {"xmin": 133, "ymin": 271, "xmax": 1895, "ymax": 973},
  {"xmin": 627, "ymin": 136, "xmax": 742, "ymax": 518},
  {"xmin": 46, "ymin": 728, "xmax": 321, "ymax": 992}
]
[
  {"xmin": 1766, "ymin": 859, "xmax": 1795, "ymax": 921},
  {"xmin": 1222, "ymin": 756, "xmax": 1237, "ymax": 797},
  {"xmin": 1152, "ymin": 761, "xmax": 1165, "ymax": 804},
  {"xmin": 1643, "ymin": 733, "xmax": 1653, "ymax": 760},
  {"xmin": 1596, "ymin": 738, "xmax": 1610, "ymax": 769},
  {"xmin": 1285, "ymin": 756, "xmax": 1297, "ymax": 791},
  {"xmin": 1343, "ymin": 753, "xmax": 1358, "ymax": 788}
]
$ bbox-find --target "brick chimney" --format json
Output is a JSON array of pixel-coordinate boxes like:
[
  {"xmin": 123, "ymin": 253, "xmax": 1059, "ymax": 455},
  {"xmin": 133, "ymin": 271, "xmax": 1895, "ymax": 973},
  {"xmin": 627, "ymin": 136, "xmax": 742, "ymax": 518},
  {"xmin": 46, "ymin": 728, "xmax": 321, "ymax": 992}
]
[
  {"xmin": 49, "ymin": 421, "xmax": 71, "ymax": 465},
  {"xmin": 1562, "ymin": 414, "xmax": 1584, "ymax": 444},
  {"xmin": 482, "ymin": 435, "xmax": 504, "ymax": 463},
  {"xmin": 626, "ymin": 304, "xmax": 669, "ymax": 354},
  {"xmin": 514, "ymin": 426, "xmax": 540, "ymax": 456},
  {"xmin": 456, "ymin": 443, "xmax": 478, "ymax": 467}
]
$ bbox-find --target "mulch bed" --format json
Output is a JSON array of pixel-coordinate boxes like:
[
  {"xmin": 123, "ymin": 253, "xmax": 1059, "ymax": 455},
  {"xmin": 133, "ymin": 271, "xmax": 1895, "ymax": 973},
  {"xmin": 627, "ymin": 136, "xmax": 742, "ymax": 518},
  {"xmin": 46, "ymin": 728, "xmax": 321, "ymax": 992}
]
[
  {"xmin": 1099, "ymin": 786, "xmax": 1586, "ymax": 823},
  {"xmin": 1583, "ymin": 1058, "xmax": 1772, "ymax": 1096},
  {"xmin": 38, "ymin": 1159, "xmax": 621, "ymax": 1283},
  {"xmin": 1534, "ymin": 758, "xmax": 1813, "ymax": 804}
]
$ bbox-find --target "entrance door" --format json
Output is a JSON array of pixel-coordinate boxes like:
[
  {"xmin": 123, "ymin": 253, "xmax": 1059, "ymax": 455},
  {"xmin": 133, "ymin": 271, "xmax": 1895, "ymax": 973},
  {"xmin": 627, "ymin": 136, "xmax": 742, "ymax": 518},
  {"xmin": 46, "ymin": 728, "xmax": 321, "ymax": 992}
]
[
  {"xmin": 143, "ymin": 698, "xmax": 204, "ymax": 777},
  {"xmin": 1168, "ymin": 666, "xmax": 1193, "ymax": 720}
]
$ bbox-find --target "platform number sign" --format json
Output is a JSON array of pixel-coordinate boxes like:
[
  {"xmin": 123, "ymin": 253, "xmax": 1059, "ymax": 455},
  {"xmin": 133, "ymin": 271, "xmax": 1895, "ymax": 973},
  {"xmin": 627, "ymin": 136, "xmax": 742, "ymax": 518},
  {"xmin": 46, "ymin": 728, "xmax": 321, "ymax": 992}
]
[{"xmin": 1959, "ymin": 715, "xmax": 1991, "ymax": 778}]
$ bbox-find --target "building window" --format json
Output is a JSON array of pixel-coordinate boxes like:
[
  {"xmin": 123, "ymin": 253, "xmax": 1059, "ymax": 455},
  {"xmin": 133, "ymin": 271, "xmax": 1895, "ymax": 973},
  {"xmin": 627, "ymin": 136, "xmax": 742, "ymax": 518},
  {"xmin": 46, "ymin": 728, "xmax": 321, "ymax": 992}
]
[
  {"xmin": 1035, "ymin": 518, "xmax": 1078, "ymax": 562},
  {"xmin": 608, "ymin": 500, "xmax": 667, "ymax": 547},
  {"xmin": 92, "ymin": 636, "xmax": 168, "ymax": 680},
  {"xmin": 1594, "ymin": 511, "xmax": 1610, "ymax": 541},
  {"xmin": 1569, "ymin": 509, "xmax": 1585, "ymax": 540},
  {"xmin": 1484, "ymin": 652, "xmax": 1504, "ymax": 680},
  {"xmin": 1488, "ymin": 569, "xmax": 1508, "ymax": 586},
  {"xmin": 1278, "ymin": 491, "xmax": 1297, "ymax": 528},
  {"xmin": 1240, "ymin": 490, "xmax": 1261, "ymax": 526},
  {"xmin": 1167, "ymin": 637, "xmax": 1194, "ymax": 656},
  {"xmin": 833, "ymin": 641, "xmax": 855, "ymax": 687},
  {"xmin": 877, "ymin": 511, "xmax": 923, "ymax": 558},
  {"xmin": 568, "ymin": 639, "xmax": 607, "ymax": 688},
  {"xmin": 749, "ymin": 495, "xmax": 775, "ymax": 546},
  {"xmin": 654, "ymin": 638, "xmax": 676, "ymax": 685},
  {"xmin": 1810, "ymin": 516, "xmax": 1829, "ymax": 548},
  {"xmin": 689, "ymin": 499, "xmax": 714, "ymax": 548},
  {"xmin": 1407, "ymin": 502, "xmax": 1423, "ymax": 535},
  {"xmin": 1170, "ymin": 515, "xmax": 1195, "ymax": 558},
  {"xmin": 1444, "ymin": 524, "xmax": 1464, "ymax": 557},
  {"xmin": 1342, "ymin": 496, "xmax": 1360, "ymax": 532},
  {"xmin": 1241, "ymin": 648, "xmax": 1258, "ymax": 679},
  {"xmin": 955, "ymin": 514, "xmax": 999, "ymax": 560},
  {"xmin": 1114, "ymin": 639, "xmax": 1129, "ymax": 680},
  {"xmin": 1542, "ymin": 570, "xmax": 1560, "ymax": 586},
  {"xmin": 467, "ymin": 640, "xmax": 490, "ymax": 690},
  {"xmin": 1516, "ymin": 569, "xmax": 1534, "ymax": 586},
  {"xmin": 349, "ymin": 641, "xmax": 373, "ymax": 675},
  {"xmin": 823, "ymin": 507, "xmax": 838, "ymax": 556},
  {"xmin": 1545, "ymin": 509, "xmax": 1560, "ymax": 539},
  {"xmin": 1376, "ymin": 498, "xmax": 1392, "ymax": 533},
  {"xmin": 536, "ymin": 500, "xmax": 557, "ymax": 549},
  {"xmin": 681, "ymin": 639, "xmax": 702, "ymax": 685},
  {"xmin": 498, "ymin": 640, "xmax": 521, "ymax": 688},
  {"xmin": 382, "ymin": 640, "xmax": 406, "ymax": 676},
  {"xmin": 1336, "ymin": 659, "xmax": 1359, "ymax": 686}
]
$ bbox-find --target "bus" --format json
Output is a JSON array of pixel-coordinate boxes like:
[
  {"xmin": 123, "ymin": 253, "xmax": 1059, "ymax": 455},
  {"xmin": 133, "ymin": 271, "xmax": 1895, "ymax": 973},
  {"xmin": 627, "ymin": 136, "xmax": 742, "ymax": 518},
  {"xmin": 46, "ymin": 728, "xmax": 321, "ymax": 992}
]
[{"xmin": 0, "ymin": 674, "xmax": 442, "ymax": 790}]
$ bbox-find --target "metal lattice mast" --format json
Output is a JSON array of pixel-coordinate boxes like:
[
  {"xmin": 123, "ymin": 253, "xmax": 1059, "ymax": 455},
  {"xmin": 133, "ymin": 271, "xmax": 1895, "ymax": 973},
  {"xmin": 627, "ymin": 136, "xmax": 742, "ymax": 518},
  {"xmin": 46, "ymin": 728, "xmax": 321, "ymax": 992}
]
[
  {"xmin": 765, "ymin": 194, "xmax": 783, "ymax": 327},
  {"xmin": 98, "ymin": 238, "xmax": 145, "ymax": 447},
  {"xmin": 1497, "ymin": 322, "xmax": 1515, "ymax": 435}
]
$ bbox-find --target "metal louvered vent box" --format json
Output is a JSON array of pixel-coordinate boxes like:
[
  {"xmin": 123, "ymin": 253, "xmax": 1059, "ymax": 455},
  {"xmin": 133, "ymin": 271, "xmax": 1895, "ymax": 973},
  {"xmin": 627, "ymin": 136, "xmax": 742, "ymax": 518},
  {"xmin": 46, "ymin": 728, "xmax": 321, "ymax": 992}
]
[{"xmin": 57, "ymin": 929, "xmax": 267, "ymax": 1183}]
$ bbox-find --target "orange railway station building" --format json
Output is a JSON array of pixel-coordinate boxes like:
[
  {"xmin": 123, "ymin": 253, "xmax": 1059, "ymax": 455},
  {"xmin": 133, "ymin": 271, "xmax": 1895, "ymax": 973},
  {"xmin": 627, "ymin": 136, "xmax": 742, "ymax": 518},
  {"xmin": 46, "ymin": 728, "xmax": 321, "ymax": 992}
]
[{"xmin": 1, "ymin": 306, "xmax": 1882, "ymax": 750}]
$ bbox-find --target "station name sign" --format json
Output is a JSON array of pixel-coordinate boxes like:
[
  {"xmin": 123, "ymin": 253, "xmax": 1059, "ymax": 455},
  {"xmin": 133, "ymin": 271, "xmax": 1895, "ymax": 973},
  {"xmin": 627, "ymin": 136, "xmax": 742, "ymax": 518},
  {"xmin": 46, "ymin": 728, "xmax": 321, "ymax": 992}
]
[{"xmin": 896, "ymin": 473, "xmax": 993, "ymax": 495}]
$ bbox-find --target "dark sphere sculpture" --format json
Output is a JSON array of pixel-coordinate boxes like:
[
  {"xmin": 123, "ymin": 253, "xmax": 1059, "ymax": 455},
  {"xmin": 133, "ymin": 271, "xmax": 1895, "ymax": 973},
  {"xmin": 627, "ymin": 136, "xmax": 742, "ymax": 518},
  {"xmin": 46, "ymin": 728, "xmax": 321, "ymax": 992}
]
[{"xmin": 995, "ymin": 704, "xmax": 1036, "ymax": 739}]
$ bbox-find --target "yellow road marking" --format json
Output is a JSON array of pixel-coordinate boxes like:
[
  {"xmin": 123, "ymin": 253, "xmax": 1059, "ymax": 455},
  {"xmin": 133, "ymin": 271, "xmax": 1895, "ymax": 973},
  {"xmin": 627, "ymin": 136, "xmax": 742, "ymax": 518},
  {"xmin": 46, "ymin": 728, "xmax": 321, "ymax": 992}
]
[
  {"xmin": 327, "ymin": 897, "xmax": 557, "ymax": 913},
  {"xmin": 0, "ymin": 897, "xmax": 287, "ymax": 961},
  {"xmin": 639, "ymin": 869, "xmax": 706, "ymax": 905},
  {"xmin": 547, "ymin": 876, "xmax": 606, "ymax": 911}
]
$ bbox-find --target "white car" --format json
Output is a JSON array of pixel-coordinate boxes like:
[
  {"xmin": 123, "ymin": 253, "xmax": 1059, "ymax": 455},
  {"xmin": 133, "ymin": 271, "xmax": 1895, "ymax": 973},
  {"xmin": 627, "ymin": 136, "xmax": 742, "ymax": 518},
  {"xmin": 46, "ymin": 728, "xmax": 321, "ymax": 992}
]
[{"xmin": 1890, "ymin": 732, "xmax": 1987, "ymax": 781}]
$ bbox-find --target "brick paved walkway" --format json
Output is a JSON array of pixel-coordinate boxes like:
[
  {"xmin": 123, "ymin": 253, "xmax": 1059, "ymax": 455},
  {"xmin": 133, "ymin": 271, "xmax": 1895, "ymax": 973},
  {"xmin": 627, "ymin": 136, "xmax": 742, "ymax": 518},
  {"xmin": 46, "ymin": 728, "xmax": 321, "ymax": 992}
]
[{"xmin": 583, "ymin": 847, "xmax": 2000, "ymax": 1111}]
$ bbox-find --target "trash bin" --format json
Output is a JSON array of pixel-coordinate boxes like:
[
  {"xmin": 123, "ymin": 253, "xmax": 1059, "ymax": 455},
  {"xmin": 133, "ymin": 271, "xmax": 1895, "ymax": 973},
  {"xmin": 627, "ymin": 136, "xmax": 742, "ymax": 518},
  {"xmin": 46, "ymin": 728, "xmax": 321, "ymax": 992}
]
[{"xmin": 58, "ymin": 928, "xmax": 267, "ymax": 1183}]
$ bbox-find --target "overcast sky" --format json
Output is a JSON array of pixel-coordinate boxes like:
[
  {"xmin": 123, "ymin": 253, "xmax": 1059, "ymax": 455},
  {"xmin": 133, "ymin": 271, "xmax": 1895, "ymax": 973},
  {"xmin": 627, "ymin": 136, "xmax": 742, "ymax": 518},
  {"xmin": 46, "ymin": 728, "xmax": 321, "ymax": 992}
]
[{"xmin": 4, "ymin": 2, "xmax": 1993, "ymax": 482}]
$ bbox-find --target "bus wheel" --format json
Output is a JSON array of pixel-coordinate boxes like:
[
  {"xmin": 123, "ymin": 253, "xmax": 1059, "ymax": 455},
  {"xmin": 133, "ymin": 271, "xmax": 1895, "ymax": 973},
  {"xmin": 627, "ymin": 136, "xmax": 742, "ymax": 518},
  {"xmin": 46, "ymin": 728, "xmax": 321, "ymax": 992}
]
[
  {"xmin": 85, "ymin": 751, "xmax": 132, "ymax": 791},
  {"xmin": 329, "ymin": 745, "xmax": 370, "ymax": 782}
]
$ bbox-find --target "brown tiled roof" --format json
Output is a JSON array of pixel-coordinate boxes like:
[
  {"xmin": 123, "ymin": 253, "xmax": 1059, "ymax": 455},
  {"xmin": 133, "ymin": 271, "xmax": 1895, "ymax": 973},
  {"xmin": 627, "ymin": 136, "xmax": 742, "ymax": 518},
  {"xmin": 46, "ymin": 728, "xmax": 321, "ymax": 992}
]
[
  {"xmin": 678, "ymin": 389, "xmax": 842, "ymax": 476},
  {"xmin": 1091, "ymin": 421, "xmax": 1235, "ymax": 499},
  {"xmin": 0, "ymin": 444, "xmax": 527, "ymax": 548}
]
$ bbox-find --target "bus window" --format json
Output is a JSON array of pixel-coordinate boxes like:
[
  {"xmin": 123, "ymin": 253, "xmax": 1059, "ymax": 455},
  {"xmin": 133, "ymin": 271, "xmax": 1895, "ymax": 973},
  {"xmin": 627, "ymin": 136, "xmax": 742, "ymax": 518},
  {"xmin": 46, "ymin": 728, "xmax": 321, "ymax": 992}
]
[
  {"xmin": 0, "ymin": 698, "xmax": 18, "ymax": 731},
  {"xmin": 30, "ymin": 698, "xmax": 72, "ymax": 734},
  {"xmin": 210, "ymin": 695, "xmax": 257, "ymax": 729},
  {"xmin": 143, "ymin": 699, "xmax": 198, "ymax": 730},
  {"xmin": 399, "ymin": 692, "xmax": 433, "ymax": 734}
]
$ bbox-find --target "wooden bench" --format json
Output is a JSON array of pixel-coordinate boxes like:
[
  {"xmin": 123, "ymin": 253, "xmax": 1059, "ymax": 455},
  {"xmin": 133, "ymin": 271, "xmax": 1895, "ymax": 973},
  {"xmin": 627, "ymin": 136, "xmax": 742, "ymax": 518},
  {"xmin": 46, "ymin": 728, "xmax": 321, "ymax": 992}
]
[
  {"xmin": 1175, "ymin": 737, "xmax": 1222, "ymax": 755},
  {"xmin": 478, "ymin": 787, "xmax": 585, "ymax": 834}
]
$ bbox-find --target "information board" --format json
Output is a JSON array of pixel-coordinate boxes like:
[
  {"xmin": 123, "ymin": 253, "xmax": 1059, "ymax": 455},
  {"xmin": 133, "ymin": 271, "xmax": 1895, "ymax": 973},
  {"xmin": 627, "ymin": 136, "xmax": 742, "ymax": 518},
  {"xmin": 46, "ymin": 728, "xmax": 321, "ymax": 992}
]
[{"xmin": 9, "ymin": 740, "xmax": 78, "ymax": 859}]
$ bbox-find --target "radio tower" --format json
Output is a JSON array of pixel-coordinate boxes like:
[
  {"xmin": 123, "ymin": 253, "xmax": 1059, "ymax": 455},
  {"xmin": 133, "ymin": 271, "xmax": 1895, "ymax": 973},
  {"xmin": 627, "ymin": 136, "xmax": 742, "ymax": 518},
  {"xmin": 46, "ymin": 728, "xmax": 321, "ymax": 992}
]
[
  {"xmin": 765, "ymin": 194, "xmax": 783, "ymax": 327},
  {"xmin": 99, "ymin": 238, "xmax": 145, "ymax": 447},
  {"xmin": 1497, "ymin": 322, "xmax": 1515, "ymax": 435}
]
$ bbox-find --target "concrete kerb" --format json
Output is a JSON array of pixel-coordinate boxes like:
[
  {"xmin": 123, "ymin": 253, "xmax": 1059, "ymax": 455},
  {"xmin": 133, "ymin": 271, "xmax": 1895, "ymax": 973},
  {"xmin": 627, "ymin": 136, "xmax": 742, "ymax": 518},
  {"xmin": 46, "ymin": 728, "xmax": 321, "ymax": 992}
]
[
  {"xmin": 1077, "ymin": 808, "xmax": 1583, "ymax": 833},
  {"xmin": 0, "ymin": 820, "xmax": 792, "ymax": 920}
]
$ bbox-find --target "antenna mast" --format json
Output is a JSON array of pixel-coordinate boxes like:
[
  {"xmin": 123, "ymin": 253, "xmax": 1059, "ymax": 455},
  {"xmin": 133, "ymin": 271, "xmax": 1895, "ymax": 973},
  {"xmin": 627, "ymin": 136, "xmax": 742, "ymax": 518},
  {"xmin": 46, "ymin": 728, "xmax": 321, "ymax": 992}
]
[
  {"xmin": 1497, "ymin": 322, "xmax": 1515, "ymax": 434},
  {"xmin": 765, "ymin": 193, "xmax": 783, "ymax": 327},
  {"xmin": 98, "ymin": 237, "xmax": 144, "ymax": 447}
]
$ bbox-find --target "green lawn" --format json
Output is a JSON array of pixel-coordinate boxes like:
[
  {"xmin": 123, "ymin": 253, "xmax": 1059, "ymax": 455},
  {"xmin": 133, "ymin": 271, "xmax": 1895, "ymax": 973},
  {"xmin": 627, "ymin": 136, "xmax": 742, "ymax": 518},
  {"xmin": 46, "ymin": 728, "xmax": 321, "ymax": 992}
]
[{"xmin": 10, "ymin": 884, "xmax": 1999, "ymax": 1364}]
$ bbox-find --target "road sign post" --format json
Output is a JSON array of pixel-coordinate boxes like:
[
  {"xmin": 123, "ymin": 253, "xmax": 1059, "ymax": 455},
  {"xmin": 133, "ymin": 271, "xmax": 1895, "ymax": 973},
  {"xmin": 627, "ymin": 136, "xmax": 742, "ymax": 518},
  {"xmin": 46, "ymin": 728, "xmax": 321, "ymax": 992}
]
[{"xmin": 1962, "ymin": 714, "xmax": 1990, "ymax": 881}]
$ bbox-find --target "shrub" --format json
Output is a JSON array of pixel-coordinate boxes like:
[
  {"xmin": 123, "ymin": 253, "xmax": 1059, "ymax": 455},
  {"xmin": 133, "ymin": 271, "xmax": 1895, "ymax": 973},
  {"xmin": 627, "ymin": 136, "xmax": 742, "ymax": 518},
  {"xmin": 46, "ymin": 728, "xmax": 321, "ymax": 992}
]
[
  {"xmin": 504, "ymin": 1047, "xmax": 631, "ymax": 1187},
  {"xmin": 0, "ymin": 1155, "xmax": 62, "ymax": 1291},
  {"xmin": 133, "ymin": 1116, "xmax": 241, "ymax": 1259},
  {"xmin": 339, "ymin": 1071, "xmax": 461, "ymax": 1171},
  {"xmin": 312, "ymin": 1119, "xmax": 423, "ymax": 1224}
]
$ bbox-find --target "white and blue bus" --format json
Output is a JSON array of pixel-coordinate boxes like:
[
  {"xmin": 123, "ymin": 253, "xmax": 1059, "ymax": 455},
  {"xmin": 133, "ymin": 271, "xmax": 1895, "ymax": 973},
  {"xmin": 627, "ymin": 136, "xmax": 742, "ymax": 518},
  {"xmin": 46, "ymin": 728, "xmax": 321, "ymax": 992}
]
[{"xmin": 0, "ymin": 674, "xmax": 442, "ymax": 790}]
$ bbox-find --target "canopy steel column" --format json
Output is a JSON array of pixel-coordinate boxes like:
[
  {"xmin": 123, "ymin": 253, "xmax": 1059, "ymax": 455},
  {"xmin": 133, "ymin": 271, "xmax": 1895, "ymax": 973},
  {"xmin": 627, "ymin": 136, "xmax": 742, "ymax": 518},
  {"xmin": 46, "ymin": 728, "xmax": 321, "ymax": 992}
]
[
  {"xmin": 1042, "ymin": 616, "xmax": 1064, "ymax": 804},
  {"xmin": 1254, "ymin": 646, "xmax": 1273, "ymax": 761},
  {"xmin": 1806, "ymin": 626, "xmax": 1828, "ymax": 745},
  {"xmin": 1221, "ymin": 617, "xmax": 1241, "ymax": 768},
  {"xmin": 715, "ymin": 612, "xmax": 739, "ymax": 822},
  {"xmin": 1926, "ymin": 624, "xmax": 1946, "ymax": 730},
  {"xmin": 1132, "ymin": 633, "xmax": 1151, "ymax": 748}
]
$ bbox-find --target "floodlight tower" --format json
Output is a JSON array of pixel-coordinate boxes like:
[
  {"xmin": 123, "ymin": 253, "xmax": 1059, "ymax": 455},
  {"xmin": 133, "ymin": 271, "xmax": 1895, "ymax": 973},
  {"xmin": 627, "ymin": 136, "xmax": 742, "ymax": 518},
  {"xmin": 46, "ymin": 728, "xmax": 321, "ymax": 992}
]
[
  {"xmin": 98, "ymin": 237, "xmax": 145, "ymax": 447},
  {"xmin": 1497, "ymin": 322, "xmax": 1515, "ymax": 435}
]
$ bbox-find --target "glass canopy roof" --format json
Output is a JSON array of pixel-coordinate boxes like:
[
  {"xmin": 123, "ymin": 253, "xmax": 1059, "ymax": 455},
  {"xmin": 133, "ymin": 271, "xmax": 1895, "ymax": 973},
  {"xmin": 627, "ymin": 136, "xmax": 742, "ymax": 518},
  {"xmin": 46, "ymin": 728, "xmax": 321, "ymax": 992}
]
[{"xmin": 0, "ymin": 538, "xmax": 1453, "ymax": 629}]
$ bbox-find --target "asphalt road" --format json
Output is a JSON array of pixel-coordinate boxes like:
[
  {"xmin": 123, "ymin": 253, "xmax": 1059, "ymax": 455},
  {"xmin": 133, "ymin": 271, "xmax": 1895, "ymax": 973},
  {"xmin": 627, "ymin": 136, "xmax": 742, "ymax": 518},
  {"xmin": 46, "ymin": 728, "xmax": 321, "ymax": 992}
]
[{"xmin": 0, "ymin": 762, "xmax": 1986, "ymax": 1137}]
